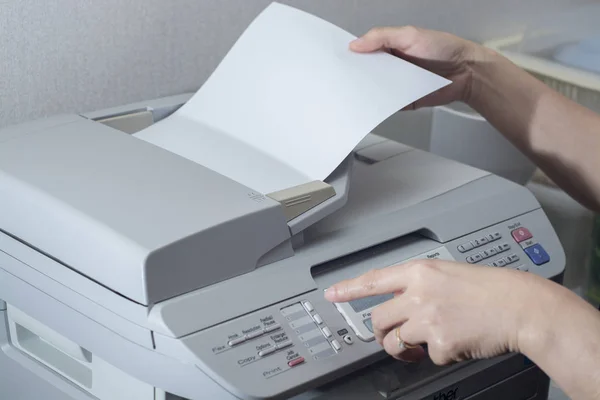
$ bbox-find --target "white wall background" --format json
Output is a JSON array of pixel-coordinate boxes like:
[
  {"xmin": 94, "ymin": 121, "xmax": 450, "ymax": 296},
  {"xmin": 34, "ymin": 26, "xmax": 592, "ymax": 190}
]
[{"xmin": 0, "ymin": 0, "xmax": 596, "ymax": 128}]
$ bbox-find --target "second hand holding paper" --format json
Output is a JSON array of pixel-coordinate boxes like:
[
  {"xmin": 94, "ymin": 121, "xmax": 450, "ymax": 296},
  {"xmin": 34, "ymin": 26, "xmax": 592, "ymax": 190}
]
[{"xmin": 135, "ymin": 2, "xmax": 450, "ymax": 195}]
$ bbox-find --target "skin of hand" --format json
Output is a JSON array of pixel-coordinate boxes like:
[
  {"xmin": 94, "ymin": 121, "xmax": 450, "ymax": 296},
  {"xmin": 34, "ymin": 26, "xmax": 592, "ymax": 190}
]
[
  {"xmin": 324, "ymin": 258, "xmax": 600, "ymax": 400},
  {"xmin": 349, "ymin": 26, "xmax": 485, "ymax": 109},
  {"xmin": 350, "ymin": 26, "xmax": 600, "ymax": 212},
  {"xmin": 324, "ymin": 259, "xmax": 534, "ymax": 365}
]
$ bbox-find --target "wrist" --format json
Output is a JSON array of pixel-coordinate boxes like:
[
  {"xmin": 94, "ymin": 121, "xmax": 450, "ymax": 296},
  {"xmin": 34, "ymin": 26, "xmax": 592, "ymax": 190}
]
[
  {"xmin": 513, "ymin": 276, "xmax": 574, "ymax": 358},
  {"xmin": 463, "ymin": 44, "xmax": 504, "ymax": 109}
]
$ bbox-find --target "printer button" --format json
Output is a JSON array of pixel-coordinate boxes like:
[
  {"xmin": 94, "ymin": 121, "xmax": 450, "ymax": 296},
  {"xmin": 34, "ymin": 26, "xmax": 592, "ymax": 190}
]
[
  {"xmin": 313, "ymin": 314, "xmax": 323, "ymax": 325},
  {"xmin": 228, "ymin": 336, "xmax": 246, "ymax": 347},
  {"xmin": 363, "ymin": 318, "xmax": 373, "ymax": 333},
  {"xmin": 524, "ymin": 244, "xmax": 550, "ymax": 265},
  {"xmin": 276, "ymin": 341, "xmax": 293, "ymax": 350},
  {"xmin": 487, "ymin": 232, "xmax": 501, "ymax": 242},
  {"xmin": 288, "ymin": 357, "xmax": 305, "ymax": 367},
  {"xmin": 245, "ymin": 330, "xmax": 264, "ymax": 340},
  {"xmin": 458, "ymin": 242, "xmax": 474, "ymax": 253},
  {"xmin": 471, "ymin": 239, "xmax": 483, "ymax": 248},
  {"xmin": 258, "ymin": 346, "xmax": 277, "ymax": 357},
  {"xmin": 511, "ymin": 228, "xmax": 533, "ymax": 243},
  {"xmin": 478, "ymin": 236, "xmax": 489, "ymax": 245},
  {"xmin": 331, "ymin": 340, "xmax": 342, "ymax": 351},
  {"xmin": 302, "ymin": 301, "xmax": 314, "ymax": 313},
  {"xmin": 264, "ymin": 324, "xmax": 281, "ymax": 333},
  {"xmin": 467, "ymin": 254, "xmax": 482, "ymax": 264},
  {"xmin": 496, "ymin": 243, "xmax": 510, "ymax": 253},
  {"xmin": 322, "ymin": 327, "xmax": 332, "ymax": 338}
]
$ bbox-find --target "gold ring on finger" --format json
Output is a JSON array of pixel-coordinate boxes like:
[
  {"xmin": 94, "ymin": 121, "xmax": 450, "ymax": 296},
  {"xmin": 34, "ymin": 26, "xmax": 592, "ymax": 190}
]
[{"xmin": 395, "ymin": 327, "xmax": 418, "ymax": 350}]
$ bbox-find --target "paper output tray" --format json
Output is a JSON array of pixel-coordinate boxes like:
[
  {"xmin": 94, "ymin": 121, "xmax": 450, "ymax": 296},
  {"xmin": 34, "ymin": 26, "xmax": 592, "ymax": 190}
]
[{"xmin": 82, "ymin": 93, "xmax": 353, "ymax": 236}]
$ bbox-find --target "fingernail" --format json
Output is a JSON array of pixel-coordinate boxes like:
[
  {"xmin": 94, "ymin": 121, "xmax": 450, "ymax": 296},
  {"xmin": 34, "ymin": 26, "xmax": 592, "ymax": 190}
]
[{"xmin": 324, "ymin": 286, "xmax": 336, "ymax": 299}]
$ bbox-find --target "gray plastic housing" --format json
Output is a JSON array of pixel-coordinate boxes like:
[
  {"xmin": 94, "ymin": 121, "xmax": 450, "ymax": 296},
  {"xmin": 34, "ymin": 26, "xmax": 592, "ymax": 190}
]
[
  {"xmin": 0, "ymin": 95, "xmax": 567, "ymax": 400},
  {"xmin": 0, "ymin": 176, "xmax": 565, "ymax": 400},
  {"xmin": 0, "ymin": 95, "xmax": 352, "ymax": 306}
]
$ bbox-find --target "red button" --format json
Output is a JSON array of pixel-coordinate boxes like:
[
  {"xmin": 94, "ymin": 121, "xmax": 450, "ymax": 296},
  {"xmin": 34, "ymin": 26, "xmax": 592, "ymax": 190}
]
[
  {"xmin": 511, "ymin": 228, "xmax": 533, "ymax": 243},
  {"xmin": 288, "ymin": 357, "xmax": 305, "ymax": 367}
]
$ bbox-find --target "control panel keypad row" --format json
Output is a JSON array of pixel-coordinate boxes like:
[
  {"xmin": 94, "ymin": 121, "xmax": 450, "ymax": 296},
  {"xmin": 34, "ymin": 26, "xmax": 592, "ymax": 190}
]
[
  {"xmin": 458, "ymin": 232, "xmax": 502, "ymax": 253},
  {"xmin": 484, "ymin": 253, "xmax": 520, "ymax": 267},
  {"xmin": 466, "ymin": 243, "xmax": 511, "ymax": 264}
]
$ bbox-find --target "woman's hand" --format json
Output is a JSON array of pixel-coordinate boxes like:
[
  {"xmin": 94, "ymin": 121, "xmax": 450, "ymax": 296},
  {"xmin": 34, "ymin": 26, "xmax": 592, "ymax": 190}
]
[
  {"xmin": 351, "ymin": 26, "xmax": 600, "ymax": 212},
  {"xmin": 324, "ymin": 259, "xmax": 547, "ymax": 365},
  {"xmin": 350, "ymin": 26, "xmax": 490, "ymax": 110}
]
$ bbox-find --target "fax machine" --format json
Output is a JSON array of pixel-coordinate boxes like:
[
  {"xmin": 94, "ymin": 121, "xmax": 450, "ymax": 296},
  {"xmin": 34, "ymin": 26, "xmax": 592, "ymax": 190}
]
[{"xmin": 0, "ymin": 94, "xmax": 565, "ymax": 400}]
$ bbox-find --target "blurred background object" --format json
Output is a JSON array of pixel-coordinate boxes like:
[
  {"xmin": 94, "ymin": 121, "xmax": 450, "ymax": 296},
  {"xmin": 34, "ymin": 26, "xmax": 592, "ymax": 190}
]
[
  {"xmin": 483, "ymin": 3, "xmax": 600, "ymax": 305},
  {"xmin": 484, "ymin": 3, "xmax": 600, "ymax": 114}
]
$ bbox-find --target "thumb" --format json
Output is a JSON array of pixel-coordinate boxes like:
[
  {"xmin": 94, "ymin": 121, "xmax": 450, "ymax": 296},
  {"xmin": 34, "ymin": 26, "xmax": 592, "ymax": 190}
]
[{"xmin": 349, "ymin": 26, "xmax": 421, "ymax": 53}]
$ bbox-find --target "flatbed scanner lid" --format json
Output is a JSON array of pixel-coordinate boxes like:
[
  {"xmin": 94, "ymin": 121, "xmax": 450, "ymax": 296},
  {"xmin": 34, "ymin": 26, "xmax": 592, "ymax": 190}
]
[{"xmin": 0, "ymin": 113, "xmax": 351, "ymax": 306}]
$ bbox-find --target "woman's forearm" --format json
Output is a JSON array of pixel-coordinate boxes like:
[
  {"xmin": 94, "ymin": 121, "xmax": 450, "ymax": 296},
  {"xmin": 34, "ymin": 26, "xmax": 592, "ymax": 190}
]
[
  {"xmin": 517, "ymin": 278, "xmax": 600, "ymax": 400},
  {"xmin": 467, "ymin": 48, "xmax": 600, "ymax": 212}
]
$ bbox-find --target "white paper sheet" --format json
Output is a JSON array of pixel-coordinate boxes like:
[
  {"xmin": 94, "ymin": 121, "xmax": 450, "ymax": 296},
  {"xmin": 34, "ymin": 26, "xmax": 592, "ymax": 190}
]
[{"xmin": 134, "ymin": 2, "xmax": 450, "ymax": 194}]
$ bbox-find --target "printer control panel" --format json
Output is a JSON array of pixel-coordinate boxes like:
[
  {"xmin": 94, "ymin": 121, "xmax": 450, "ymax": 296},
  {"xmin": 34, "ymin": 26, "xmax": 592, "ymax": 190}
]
[
  {"xmin": 180, "ymin": 210, "xmax": 563, "ymax": 400},
  {"xmin": 216, "ymin": 301, "xmax": 342, "ymax": 375},
  {"xmin": 453, "ymin": 221, "xmax": 552, "ymax": 272},
  {"xmin": 182, "ymin": 289, "xmax": 378, "ymax": 399}
]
